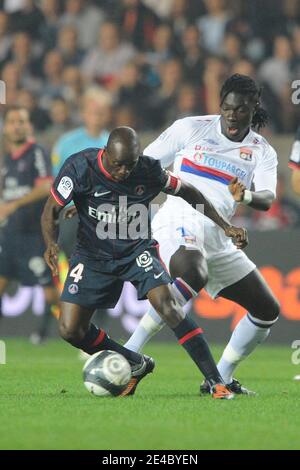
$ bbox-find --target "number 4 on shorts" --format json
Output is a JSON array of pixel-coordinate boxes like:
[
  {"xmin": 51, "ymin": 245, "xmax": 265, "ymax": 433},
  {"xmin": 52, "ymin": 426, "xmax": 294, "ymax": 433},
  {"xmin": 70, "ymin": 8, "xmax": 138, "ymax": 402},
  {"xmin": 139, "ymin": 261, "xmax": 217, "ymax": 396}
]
[{"xmin": 70, "ymin": 263, "xmax": 84, "ymax": 283}]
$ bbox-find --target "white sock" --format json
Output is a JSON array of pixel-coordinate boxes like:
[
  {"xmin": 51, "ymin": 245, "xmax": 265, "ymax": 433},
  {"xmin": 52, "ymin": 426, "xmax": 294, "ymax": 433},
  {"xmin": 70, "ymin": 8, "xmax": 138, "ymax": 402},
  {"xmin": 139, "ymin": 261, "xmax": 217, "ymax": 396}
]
[
  {"xmin": 217, "ymin": 313, "xmax": 277, "ymax": 384},
  {"xmin": 124, "ymin": 278, "xmax": 196, "ymax": 352}
]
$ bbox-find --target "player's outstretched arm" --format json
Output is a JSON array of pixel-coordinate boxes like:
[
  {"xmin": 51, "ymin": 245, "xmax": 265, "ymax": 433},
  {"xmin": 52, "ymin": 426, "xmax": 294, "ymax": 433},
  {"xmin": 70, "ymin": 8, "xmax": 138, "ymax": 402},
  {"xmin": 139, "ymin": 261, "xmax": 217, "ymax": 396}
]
[
  {"xmin": 41, "ymin": 195, "xmax": 64, "ymax": 276},
  {"xmin": 175, "ymin": 179, "xmax": 248, "ymax": 249},
  {"xmin": 229, "ymin": 177, "xmax": 275, "ymax": 211}
]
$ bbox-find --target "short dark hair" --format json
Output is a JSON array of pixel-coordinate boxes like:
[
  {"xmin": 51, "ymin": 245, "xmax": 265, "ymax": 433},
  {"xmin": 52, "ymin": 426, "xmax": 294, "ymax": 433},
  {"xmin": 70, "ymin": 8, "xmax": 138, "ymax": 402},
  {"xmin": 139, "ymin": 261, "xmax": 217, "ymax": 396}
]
[{"xmin": 220, "ymin": 74, "xmax": 268, "ymax": 130}]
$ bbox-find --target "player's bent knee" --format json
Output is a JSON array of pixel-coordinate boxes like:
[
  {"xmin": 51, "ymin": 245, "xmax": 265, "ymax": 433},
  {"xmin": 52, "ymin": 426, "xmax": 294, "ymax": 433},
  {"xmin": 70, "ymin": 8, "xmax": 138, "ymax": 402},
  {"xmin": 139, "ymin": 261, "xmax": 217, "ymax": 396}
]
[
  {"xmin": 253, "ymin": 295, "xmax": 280, "ymax": 322},
  {"xmin": 58, "ymin": 320, "xmax": 86, "ymax": 345},
  {"xmin": 170, "ymin": 248, "xmax": 208, "ymax": 292},
  {"xmin": 269, "ymin": 297, "xmax": 280, "ymax": 321}
]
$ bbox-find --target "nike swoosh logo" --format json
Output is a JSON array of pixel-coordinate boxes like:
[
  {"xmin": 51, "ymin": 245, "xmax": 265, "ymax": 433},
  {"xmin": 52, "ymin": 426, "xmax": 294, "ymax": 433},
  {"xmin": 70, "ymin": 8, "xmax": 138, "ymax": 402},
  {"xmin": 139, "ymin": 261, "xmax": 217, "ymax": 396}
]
[
  {"xmin": 94, "ymin": 191, "xmax": 111, "ymax": 197},
  {"xmin": 154, "ymin": 272, "xmax": 164, "ymax": 279}
]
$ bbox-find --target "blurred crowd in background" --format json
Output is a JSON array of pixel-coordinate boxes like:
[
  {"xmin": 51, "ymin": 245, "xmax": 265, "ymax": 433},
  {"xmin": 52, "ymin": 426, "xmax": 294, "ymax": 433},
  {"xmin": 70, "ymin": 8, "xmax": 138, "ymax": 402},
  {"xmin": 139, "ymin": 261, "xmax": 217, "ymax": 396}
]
[{"xmin": 1, "ymin": 0, "xmax": 300, "ymax": 230}]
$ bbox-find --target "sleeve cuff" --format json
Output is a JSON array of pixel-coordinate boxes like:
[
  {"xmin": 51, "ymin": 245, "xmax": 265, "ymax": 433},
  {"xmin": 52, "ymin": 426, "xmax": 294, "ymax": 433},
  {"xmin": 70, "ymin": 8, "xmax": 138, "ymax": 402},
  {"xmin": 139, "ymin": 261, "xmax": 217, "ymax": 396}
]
[{"xmin": 51, "ymin": 187, "xmax": 66, "ymax": 206}]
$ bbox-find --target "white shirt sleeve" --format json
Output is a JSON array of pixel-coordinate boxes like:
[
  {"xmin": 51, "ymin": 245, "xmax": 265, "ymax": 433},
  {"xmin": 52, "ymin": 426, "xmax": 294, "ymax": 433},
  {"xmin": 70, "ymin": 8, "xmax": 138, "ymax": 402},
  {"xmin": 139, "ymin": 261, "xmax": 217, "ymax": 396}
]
[
  {"xmin": 252, "ymin": 145, "xmax": 278, "ymax": 197},
  {"xmin": 143, "ymin": 118, "xmax": 193, "ymax": 167},
  {"xmin": 289, "ymin": 127, "xmax": 300, "ymax": 168}
]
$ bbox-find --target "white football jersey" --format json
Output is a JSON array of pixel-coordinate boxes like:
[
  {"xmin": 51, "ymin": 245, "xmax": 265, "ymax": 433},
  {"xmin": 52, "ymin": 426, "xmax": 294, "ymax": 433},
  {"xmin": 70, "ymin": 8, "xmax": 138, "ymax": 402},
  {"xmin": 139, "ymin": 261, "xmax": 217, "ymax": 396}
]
[{"xmin": 144, "ymin": 115, "xmax": 278, "ymax": 220}]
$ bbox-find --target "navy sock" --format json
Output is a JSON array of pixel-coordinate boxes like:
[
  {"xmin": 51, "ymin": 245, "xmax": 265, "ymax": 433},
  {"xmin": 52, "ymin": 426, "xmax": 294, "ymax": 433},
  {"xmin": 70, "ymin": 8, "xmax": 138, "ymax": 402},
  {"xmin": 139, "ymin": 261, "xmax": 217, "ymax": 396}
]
[
  {"xmin": 173, "ymin": 316, "xmax": 223, "ymax": 387},
  {"xmin": 75, "ymin": 324, "xmax": 142, "ymax": 364}
]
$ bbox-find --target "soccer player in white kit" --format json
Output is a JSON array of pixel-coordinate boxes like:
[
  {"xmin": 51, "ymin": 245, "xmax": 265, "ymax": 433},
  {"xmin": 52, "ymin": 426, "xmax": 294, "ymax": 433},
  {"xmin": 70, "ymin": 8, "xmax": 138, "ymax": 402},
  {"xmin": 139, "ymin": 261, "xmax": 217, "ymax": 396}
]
[{"xmin": 125, "ymin": 74, "xmax": 280, "ymax": 395}]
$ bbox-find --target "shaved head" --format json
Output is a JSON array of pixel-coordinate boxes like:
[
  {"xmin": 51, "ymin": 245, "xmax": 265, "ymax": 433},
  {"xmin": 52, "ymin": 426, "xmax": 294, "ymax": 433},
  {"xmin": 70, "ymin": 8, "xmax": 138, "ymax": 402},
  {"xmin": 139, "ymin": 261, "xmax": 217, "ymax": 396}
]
[{"xmin": 107, "ymin": 126, "xmax": 140, "ymax": 161}]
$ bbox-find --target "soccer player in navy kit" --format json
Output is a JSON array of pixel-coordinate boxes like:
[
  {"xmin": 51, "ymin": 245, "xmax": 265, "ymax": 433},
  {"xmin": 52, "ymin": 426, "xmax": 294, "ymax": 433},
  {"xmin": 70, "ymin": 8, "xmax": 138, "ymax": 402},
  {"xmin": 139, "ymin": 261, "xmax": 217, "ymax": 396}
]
[
  {"xmin": 0, "ymin": 106, "xmax": 59, "ymax": 333},
  {"xmin": 41, "ymin": 126, "xmax": 247, "ymax": 398}
]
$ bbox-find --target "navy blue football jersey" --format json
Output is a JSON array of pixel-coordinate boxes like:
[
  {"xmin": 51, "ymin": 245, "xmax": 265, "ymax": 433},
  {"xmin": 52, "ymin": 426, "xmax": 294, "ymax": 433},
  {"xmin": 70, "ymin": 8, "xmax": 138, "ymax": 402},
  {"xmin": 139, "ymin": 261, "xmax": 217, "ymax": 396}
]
[
  {"xmin": 1, "ymin": 141, "xmax": 53, "ymax": 233},
  {"xmin": 51, "ymin": 148, "xmax": 181, "ymax": 260}
]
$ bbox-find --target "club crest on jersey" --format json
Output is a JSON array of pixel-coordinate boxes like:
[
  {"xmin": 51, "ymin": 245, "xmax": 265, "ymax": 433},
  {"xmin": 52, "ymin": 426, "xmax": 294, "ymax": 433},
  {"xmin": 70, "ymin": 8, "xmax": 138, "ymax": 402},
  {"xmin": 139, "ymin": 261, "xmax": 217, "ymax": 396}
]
[
  {"xmin": 68, "ymin": 283, "xmax": 79, "ymax": 294},
  {"xmin": 240, "ymin": 148, "xmax": 253, "ymax": 161},
  {"xmin": 134, "ymin": 185, "xmax": 146, "ymax": 196}
]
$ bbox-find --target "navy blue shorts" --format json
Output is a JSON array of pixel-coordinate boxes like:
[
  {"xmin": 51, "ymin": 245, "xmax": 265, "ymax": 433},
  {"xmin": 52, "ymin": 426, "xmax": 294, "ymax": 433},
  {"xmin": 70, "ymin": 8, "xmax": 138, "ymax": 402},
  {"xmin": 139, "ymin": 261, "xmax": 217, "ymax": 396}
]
[
  {"xmin": 61, "ymin": 244, "xmax": 172, "ymax": 309},
  {"xmin": 0, "ymin": 231, "xmax": 53, "ymax": 287}
]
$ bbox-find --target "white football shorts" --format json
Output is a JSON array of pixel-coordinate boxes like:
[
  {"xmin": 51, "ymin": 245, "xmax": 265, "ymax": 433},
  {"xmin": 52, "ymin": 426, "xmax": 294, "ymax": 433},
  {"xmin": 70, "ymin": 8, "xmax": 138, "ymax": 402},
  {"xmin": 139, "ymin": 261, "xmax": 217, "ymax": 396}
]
[{"xmin": 152, "ymin": 197, "xmax": 256, "ymax": 298}]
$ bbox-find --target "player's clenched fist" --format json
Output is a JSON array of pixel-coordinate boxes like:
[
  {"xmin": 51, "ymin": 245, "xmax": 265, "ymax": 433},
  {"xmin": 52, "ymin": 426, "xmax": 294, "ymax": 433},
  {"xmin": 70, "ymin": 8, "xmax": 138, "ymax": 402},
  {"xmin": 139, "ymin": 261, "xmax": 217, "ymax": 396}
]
[
  {"xmin": 228, "ymin": 177, "xmax": 246, "ymax": 202},
  {"xmin": 224, "ymin": 226, "xmax": 248, "ymax": 249}
]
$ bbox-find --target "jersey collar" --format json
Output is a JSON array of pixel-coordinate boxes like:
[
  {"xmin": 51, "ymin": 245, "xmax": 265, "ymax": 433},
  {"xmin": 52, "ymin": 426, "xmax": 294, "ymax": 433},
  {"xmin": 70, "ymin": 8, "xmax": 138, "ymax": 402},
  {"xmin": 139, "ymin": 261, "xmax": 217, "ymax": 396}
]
[
  {"xmin": 10, "ymin": 139, "xmax": 36, "ymax": 160},
  {"xmin": 97, "ymin": 148, "xmax": 117, "ymax": 181}
]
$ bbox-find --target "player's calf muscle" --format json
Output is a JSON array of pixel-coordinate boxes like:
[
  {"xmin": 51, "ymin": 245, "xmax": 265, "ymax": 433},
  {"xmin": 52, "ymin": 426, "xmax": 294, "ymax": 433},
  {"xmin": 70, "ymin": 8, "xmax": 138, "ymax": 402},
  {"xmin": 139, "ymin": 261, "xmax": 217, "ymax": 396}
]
[{"xmin": 148, "ymin": 287, "xmax": 183, "ymax": 328}]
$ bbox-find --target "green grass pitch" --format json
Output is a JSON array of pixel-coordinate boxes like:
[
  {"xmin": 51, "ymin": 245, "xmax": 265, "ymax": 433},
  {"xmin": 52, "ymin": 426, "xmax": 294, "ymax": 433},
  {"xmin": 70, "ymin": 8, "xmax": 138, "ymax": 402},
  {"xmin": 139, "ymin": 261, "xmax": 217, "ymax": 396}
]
[{"xmin": 0, "ymin": 339, "xmax": 299, "ymax": 450}]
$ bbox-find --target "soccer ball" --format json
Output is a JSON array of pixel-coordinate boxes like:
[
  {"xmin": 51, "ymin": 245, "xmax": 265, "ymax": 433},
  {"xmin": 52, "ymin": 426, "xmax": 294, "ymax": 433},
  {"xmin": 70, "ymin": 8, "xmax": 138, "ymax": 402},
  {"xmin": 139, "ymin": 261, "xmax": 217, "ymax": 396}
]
[{"xmin": 83, "ymin": 350, "xmax": 132, "ymax": 397}]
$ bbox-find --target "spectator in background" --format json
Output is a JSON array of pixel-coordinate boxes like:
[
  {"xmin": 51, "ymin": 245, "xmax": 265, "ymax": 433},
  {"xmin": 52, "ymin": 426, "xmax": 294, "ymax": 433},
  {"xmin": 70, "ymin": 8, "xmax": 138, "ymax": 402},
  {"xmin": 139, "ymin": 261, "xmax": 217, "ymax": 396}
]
[
  {"xmin": 8, "ymin": 32, "xmax": 42, "ymax": 92},
  {"xmin": 258, "ymin": 35, "xmax": 293, "ymax": 131},
  {"xmin": 81, "ymin": 21, "xmax": 136, "ymax": 89},
  {"xmin": 179, "ymin": 24, "xmax": 205, "ymax": 86},
  {"xmin": 59, "ymin": 0, "xmax": 106, "ymax": 51},
  {"xmin": 202, "ymin": 56, "xmax": 228, "ymax": 114},
  {"xmin": 169, "ymin": 0, "xmax": 195, "ymax": 40},
  {"xmin": 116, "ymin": 61, "xmax": 154, "ymax": 129},
  {"xmin": 258, "ymin": 36, "xmax": 293, "ymax": 98},
  {"xmin": 9, "ymin": 0, "xmax": 45, "ymax": 40},
  {"xmin": 39, "ymin": 50, "xmax": 64, "ymax": 109},
  {"xmin": 222, "ymin": 32, "xmax": 242, "ymax": 65},
  {"xmin": 148, "ymin": 58, "xmax": 183, "ymax": 129},
  {"xmin": 61, "ymin": 65, "xmax": 84, "ymax": 125},
  {"xmin": 17, "ymin": 88, "xmax": 51, "ymax": 132},
  {"xmin": 41, "ymin": 98, "xmax": 73, "ymax": 150},
  {"xmin": 39, "ymin": 0, "xmax": 62, "ymax": 52},
  {"xmin": 197, "ymin": 0, "xmax": 232, "ymax": 54},
  {"xmin": 51, "ymin": 87, "xmax": 112, "ymax": 176},
  {"xmin": 115, "ymin": 0, "xmax": 160, "ymax": 51},
  {"xmin": 139, "ymin": 23, "xmax": 176, "ymax": 72},
  {"xmin": 56, "ymin": 25, "xmax": 85, "ymax": 67},
  {"xmin": 168, "ymin": 83, "xmax": 202, "ymax": 123}
]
